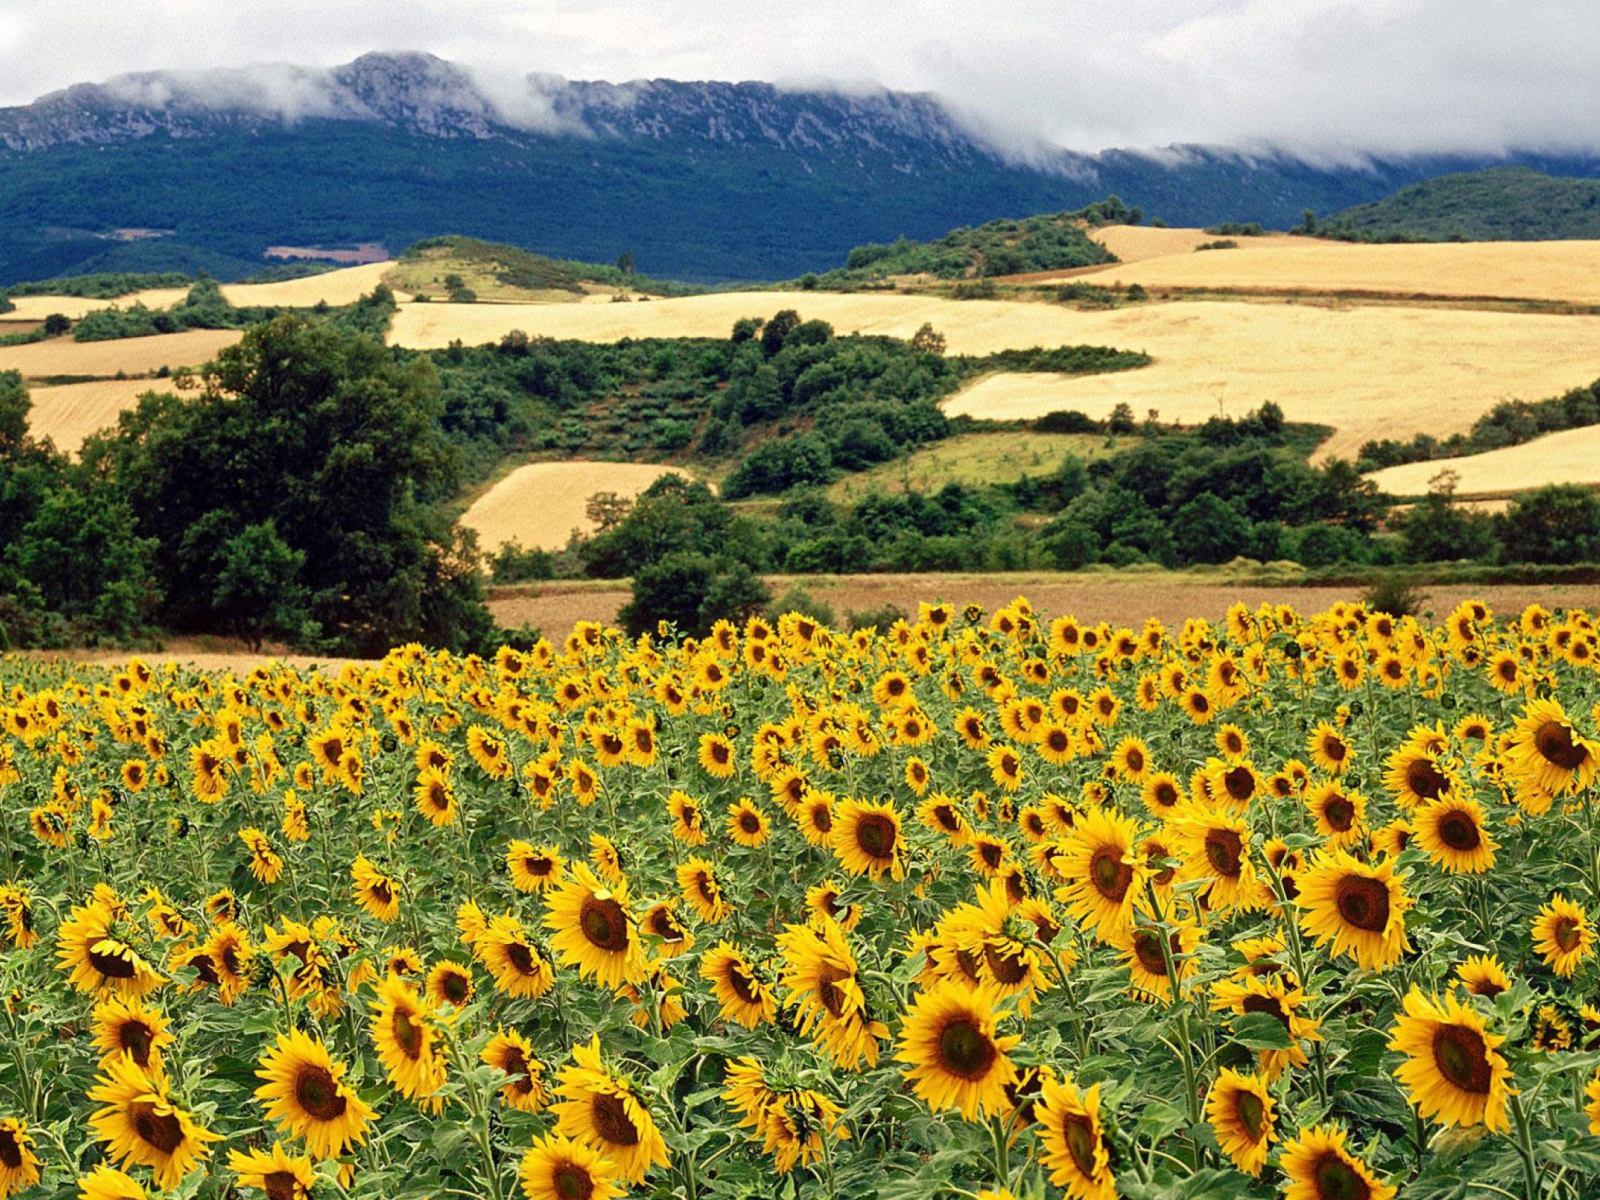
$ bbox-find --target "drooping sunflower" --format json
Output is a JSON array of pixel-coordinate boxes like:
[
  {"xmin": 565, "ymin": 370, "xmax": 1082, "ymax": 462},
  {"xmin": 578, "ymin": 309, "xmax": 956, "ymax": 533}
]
[
  {"xmin": 1296, "ymin": 849, "xmax": 1412, "ymax": 971},
  {"xmin": 1389, "ymin": 988, "xmax": 1511, "ymax": 1130},
  {"xmin": 677, "ymin": 858, "xmax": 733, "ymax": 924},
  {"xmin": 544, "ymin": 863, "xmax": 645, "ymax": 989},
  {"xmin": 1034, "ymin": 1076, "xmax": 1116, "ymax": 1200},
  {"xmin": 351, "ymin": 856, "xmax": 401, "ymax": 923},
  {"xmin": 507, "ymin": 841, "xmax": 566, "ymax": 894},
  {"xmin": 518, "ymin": 1132, "xmax": 621, "ymax": 1200},
  {"xmin": 1279, "ymin": 1123, "xmax": 1396, "ymax": 1200},
  {"xmin": 477, "ymin": 916, "xmax": 556, "ymax": 999},
  {"xmin": 482, "ymin": 1029, "xmax": 549, "ymax": 1113},
  {"xmin": 254, "ymin": 1029, "xmax": 375, "ymax": 1159},
  {"xmin": 806, "ymin": 880, "xmax": 863, "ymax": 931},
  {"xmin": 55, "ymin": 899, "xmax": 164, "ymax": 998},
  {"xmin": 1456, "ymin": 954, "xmax": 1511, "ymax": 998},
  {"xmin": 895, "ymin": 982, "xmax": 1020, "ymax": 1119},
  {"xmin": 369, "ymin": 975, "xmax": 448, "ymax": 1105},
  {"xmin": 1113, "ymin": 913, "xmax": 1202, "ymax": 1001},
  {"xmin": 1205, "ymin": 1068, "xmax": 1275, "ymax": 1176},
  {"xmin": 1052, "ymin": 805, "xmax": 1145, "ymax": 943},
  {"xmin": 552, "ymin": 1035, "xmax": 670, "ymax": 1184},
  {"xmin": 830, "ymin": 797, "xmax": 907, "ymax": 880},
  {"xmin": 666, "ymin": 791, "xmax": 708, "ymax": 846},
  {"xmin": 777, "ymin": 919, "xmax": 888, "ymax": 1070},
  {"xmin": 0, "ymin": 1119, "xmax": 41, "ymax": 1198},
  {"xmin": 91, "ymin": 995, "xmax": 174, "ymax": 1073},
  {"xmin": 1412, "ymin": 795, "xmax": 1497, "ymax": 874},
  {"xmin": 89, "ymin": 1054, "xmax": 220, "ymax": 1190},
  {"xmin": 226, "ymin": 1142, "xmax": 317, "ymax": 1199},
  {"xmin": 425, "ymin": 959, "xmax": 476, "ymax": 1009},
  {"xmin": 1532, "ymin": 894, "xmax": 1594, "ymax": 978},
  {"xmin": 701, "ymin": 942, "xmax": 777, "ymax": 1028},
  {"xmin": 1211, "ymin": 972, "xmax": 1323, "ymax": 1081}
]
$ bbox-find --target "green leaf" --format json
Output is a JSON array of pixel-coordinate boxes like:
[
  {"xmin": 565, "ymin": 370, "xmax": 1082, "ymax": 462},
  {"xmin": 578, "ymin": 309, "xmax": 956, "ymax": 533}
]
[{"xmin": 1230, "ymin": 1012, "xmax": 1294, "ymax": 1051}]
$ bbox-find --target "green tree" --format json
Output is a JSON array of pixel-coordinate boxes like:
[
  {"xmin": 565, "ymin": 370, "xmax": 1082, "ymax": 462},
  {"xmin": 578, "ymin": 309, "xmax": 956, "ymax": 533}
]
[
  {"xmin": 1501, "ymin": 485, "xmax": 1600, "ymax": 564},
  {"xmin": 211, "ymin": 521, "xmax": 313, "ymax": 651},
  {"xmin": 617, "ymin": 552, "xmax": 770, "ymax": 638}
]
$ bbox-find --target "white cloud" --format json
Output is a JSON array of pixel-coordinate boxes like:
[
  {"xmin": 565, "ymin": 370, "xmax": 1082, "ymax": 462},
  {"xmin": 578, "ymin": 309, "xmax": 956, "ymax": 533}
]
[{"xmin": 2, "ymin": 0, "xmax": 1598, "ymax": 157}]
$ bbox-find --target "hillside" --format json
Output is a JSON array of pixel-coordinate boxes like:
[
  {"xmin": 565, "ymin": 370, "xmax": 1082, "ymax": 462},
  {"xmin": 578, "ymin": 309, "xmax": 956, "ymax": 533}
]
[
  {"xmin": 1321, "ymin": 167, "xmax": 1600, "ymax": 241},
  {"xmin": 6, "ymin": 53, "xmax": 1600, "ymax": 282}
]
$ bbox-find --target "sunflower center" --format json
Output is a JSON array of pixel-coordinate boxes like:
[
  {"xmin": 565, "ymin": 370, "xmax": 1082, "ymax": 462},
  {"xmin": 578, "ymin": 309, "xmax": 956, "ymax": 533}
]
[
  {"xmin": 0, "ymin": 1131, "xmax": 21, "ymax": 1168},
  {"xmin": 1132, "ymin": 929, "xmax": 1174, "ymax": 977},
  {"xmin": 1431, "ymin": 1025, "xmax": 1493, "ymax": 1094},
  {"xmin": 501, "ymin": 1046, "xmax": 532, "ymax": 1090},
  {"xmin": 855, "ymin": 814, "xmax": 897, "ymax": 860},
  {"xmin": 1554, "ymin": 916, "xmax": 1582, "ymax": 952},
  {"xmin": 264, "ymin": 1171, "xmax": 301, "ymax": 1200},
  {"xmin": 984, "ymin": 942, "xmax": 1030, "ymax": 985},
  {"xmin": 1436, "ymin": 810, "xmax": 1481, "ymax": 851},
  {"xmin": 1223, "ymin": 768, "xmax": 1254, "ymax": 801},
  {"xmin": 119, "ymin": 1020, "xmax": 155, "ymax": 1066},
  {"xmin": 1333, "ymin": 874, "xmax": 1390, "ymax": 933},
  {"xmin": 579, "ymin": 896, "xmax": 631, "ymax": 953},
  {"xmin": 293, "ymin": 1064, "xmax": 348, "ymax": 1122},
  {"xmin": 1125, "ymin": 747, "xmax": 1145, "ymax": 773},
  {"xmin": 817, "ymin": 968, "xmax": 850, "ymax": 1017},
  {"xmin": 739, "ymin": 813, "xmax": 761, "ymax": 834},
  {"xmin": 1061, "ymin": 1111, "xmax": 1099, "ymax": 1179},
  {"xmin": 553, "ymin": 1163, "xmax": 595, "ymax": 1200},
  {"xmin": 1047, "ymin": 729, "xmax": 1070, "ymax": 753},
  {"xmin": 131, "ymin": 1101, "xmax": 186, "ymax": 1155},
  {"xmin": 1406, "ymin": 758, "xmax": 1448, "ymax": 800},
  {"xmin": 1089, "ymin": 847, "xmax": 1134, "ymax": 902},
  {"xmin": 506, "ymin": 941, "xmax": 540, "ymax": 976},
  {"xmin": 937, "ymin": 1016, "xmax": 997, "ymax": 1080},
  {"xmin": 1241, "ymin": 993, "xmax": 1291, "ymax": 1031},
  {"xmin": 441, "ymin": 971, "xmax": 470, "ymax": 1003},
  {"xmin": 88, "ymin": 941, "xmax": 138, "ymax": 980},
  {"xmin": 370, "ymin": 881, "xmax": 393, "ymax": 906},
  {"xmin": 1323, "ymin": 797, "xmax": 1356, "ymax": 831},
  {"xmin": 979, "ymin": 840, "xmax": 1003, "ymax": 869},
  {"xmin": 392, "ymin": 1009, "xmax": 424, "ymax": 1059},
  {"xmin": 727, "ymin": 962, "xmax": 760, "ymax": 1005},
  {"xmin": 1235, "ymin": 1090, "xmax": 1267, "ymax": 1142},
  {"xmin": 1152, "ymin": 781, "xmax": 1179, "ymax": 809},
  {"xmin": 1535, "ymin": 721, "xmax": 1589, "ymax": 770},
  {"xmin": 1312, "ymin": 1152, "xmax": 1372, "ymax": 1200},
  {"xmin": 590, "ymin": 1092, "xmax": 641, "ymax": 1147},
  {"xmin": 1205, "ymin": 830, "xmax": 1244, "ymax": 877}
]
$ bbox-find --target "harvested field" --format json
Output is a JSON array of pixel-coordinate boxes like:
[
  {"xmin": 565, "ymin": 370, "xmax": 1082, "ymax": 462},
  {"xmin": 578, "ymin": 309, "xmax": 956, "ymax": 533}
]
[
  {"xmin": 1086, "ymin": 225, "xmax": 1232, "ymax": 262},
  {"xmin": 827, "ymin": 429, "xmax": 1121, "ymax": 501},
  {"xmin": 221, "ymin": 261, "xmax": 405, "ymax": 307},
  {"xmin": 488, "ymin": 573, "xmax": 1600, "ymax": 633},
  {"xmin": 1070, "ymin": 238, "xmax": 1600, "ymax": 305},
  {"xmin": 3, "ymin": 290, "xmax": 189, "ymax": 320},
  {"xmin": 459, "ymin": 460, "xmax": 690, "ymax": 552},
  {"xmin": 1366, "ymin": 425, "xmax": 1600, "ymax": 497},
  {"xmin": 26, "ymin": 377, "xmax": 175, "ymax": 454},
  {"xmin": 0, "ymin": 327, "xmax": 240, "ymax": 380}
]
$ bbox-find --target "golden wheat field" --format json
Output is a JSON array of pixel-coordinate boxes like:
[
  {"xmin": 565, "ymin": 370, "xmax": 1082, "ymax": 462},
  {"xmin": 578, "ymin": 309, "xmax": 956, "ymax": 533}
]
[
  {"xmin": 0, "ymin": 327, "xmax": 242, "ymax": 381},
  {"xmin": 1087, "ymin": 224, "xmax": 1235, "ymax": 262},
  {"xmin": 2, "ymin": 290, "xmax": 193, "ymax": 321},
  {"xmin": 1366, "ymin": 425, "xmax": 1600, "ymax": 497},
  {"xmin": 459, "ymin": 461, "xmax": 691, "ymax": 553},
  {"xmin": 24, "ymin": 378, "xmax": 173, "ymax": 454},
  {"xmin": 1070, "ymin": 237, "xmax": 1600, "ymax": 305}
]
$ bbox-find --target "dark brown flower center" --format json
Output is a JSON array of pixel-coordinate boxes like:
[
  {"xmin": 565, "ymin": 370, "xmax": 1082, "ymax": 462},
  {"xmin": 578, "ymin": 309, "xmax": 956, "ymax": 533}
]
[
  {"xmin": 1152, "ymin": 781, "xmax": 1179, "ymax": 809},
  {"xmin": 855, "ymin": 814, "xmax": 897, "ymax": 860},
  {"xmin": 1132, "ymin": 928, "xmax": 1177, "ymax": 977},
  {"xmin": 89, "ymin": 941, "xmax": 139, "ymax": 980},
  {"xmin": 264, "ymin": 1170, "xmax": 301, "ymax": 1200},
  {"xmin": 1241, "ymin": 993, "xmax": 1290, "ymax": 1031},
  {"xmin": 0, "ymin": 1130, "xmax": 22, "ymax": 1169},
  {"xmin": 506, "ymin": 941, "xmax": 540, "ymax": 976},
  {"xmin": 1061, "ymin": 1111, "xmax": 1100, "ymax": 1179},
  {"xmin": 131, "ymin": 1101, "xmax": 186, "ymax": 1155},
  {"xmin": 1535, "ymin": 721, "xmax": 1589, "ymax": 771},
  {"xmin": 1124, "ymin": 747, "xmax": 1145, "ymax": 773},
  {"xmin": 392, "ymin": 1008, "xmax": 424, "ymax": 1059},
  {"xmin": 294, "ymin": 1064, "xmax": 348, "ymax": 1123},
  {"xmin": 1234, "ymin": 1089, "xmax": 1267, "ymax": 1141},
  {"xmin": 579, "ymin": 896, "xmax": 631, "ymax": 953},
  {"xmin": 1436, "ymin": 810, "xmax": 1481, "ymax": 851},
  {"xmin": 1090, "ymin": 846, "xmax": 1134, "ymax": 903},
  {"xmin": 1223, "ymin": 768, "xmax": 1255, "ymax": 802},
  {"xmin": 590, "ymin": 1092, "xmax": 641, "ymax": 1147},
  {"xmin": 984, "ymin": 942, "xmax": 1030, "ymax": 985},
  {"xmin": 1406, "ymin": 758, "xmax": 1448, "ymax": 801},
  {"xmin": 938, "ymin": 1016, "xmax": 997, "ymax": 1079},
  {"xmin": 554, "ymin": 1163, "xmax": 594, "ymax": 1200},
  {"xmin": 1322, "ymin": 796, "xmax": 1356, "ymax": 832},
  {"xmin": 440, "ymin": 970, "xmax": 470, "ymax": 1003},
  {"xmin": 817, "ymin": 968, "xmax": 849, "ymax": 1018},
  {"xmin": 1311, "ymin": 1151, "xmax": 1373, "ymax": 1200},
  {"xmin": 1554, "ymin": 915, "xmax": 1583, "ymax": 952},
  {"xmin": 1431, "ymin": 1025, "xmax": 1493, "ymax": 1093},
  {"xmin": 1334, "ymin": 874, "xmax": 1391, "ymax": 933},
  {"xmin": 726, "ymin": 960, "xmax": 761, "ymax": 1005},
  {"xmin": 119, "ymin": 1020, "xmax": 155, "ymax": 1067},
  {"xmin": 1205, "ymin": 829, "xmax": 1244, "ymax": 877}
]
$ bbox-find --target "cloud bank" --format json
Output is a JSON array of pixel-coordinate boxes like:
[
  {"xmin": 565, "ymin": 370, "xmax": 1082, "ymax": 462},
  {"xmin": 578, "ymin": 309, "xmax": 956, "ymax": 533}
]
[{"xmin": 4, "ymin": 0, "xmax": 1598, "ymax": 158}]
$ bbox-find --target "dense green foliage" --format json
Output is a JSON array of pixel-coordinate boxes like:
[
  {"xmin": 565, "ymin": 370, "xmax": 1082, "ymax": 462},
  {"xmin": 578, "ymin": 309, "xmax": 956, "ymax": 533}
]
[
  {"xmin": 1355, "ymin": 377, "xmax": 1600, "ymax": 475},
  {"xmin": 3, "ymin": 271, "xmax": 196, "ymax": 299},
  {"xmin": 402, "ymin": 236, "xmax": 698, "ymax": 298},
  {"xmin": 1319, "ymin": 167, "xmax": 1600, "ymax": 242}
]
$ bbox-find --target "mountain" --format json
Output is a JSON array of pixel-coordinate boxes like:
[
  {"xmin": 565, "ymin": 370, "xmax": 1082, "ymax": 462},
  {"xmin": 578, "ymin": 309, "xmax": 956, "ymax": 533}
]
[
  {"xmin": 1320, "ymin": 167, "xmax": 1600, "ymax": 241},
  {"xmin": 4, "ymin": 52, "xmax": 1600, "ymax": 283}
]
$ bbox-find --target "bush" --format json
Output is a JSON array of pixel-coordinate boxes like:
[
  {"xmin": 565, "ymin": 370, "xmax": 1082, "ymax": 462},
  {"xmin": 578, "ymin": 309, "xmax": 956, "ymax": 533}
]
[
  {"xmin": 618, "ymin": 552, "xmax": 770, "ymax": 638},
  {"xmin": 1363, "ymin": 572, "xmax": 1429, "ymax": 617},
  {"xmin": 846, "ymin": 602, "xmax": 909, "ymax": 631},
  {"xmin": 492, "ymin": 541, "xmax": 557, "ymax": 583},
  {"xmin": 766, "ymin": 584, "xmax": 836, "ymax": 628},
  {"xmin": 1501, "ymin": 485, "xmax": 1600, "ymax": 564}
]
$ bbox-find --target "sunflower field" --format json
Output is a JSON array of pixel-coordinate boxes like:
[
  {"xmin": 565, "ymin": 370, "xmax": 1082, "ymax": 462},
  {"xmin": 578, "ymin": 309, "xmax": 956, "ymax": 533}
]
[{"xmin": 2, "ymin": 598, "xmax": 1600, "ymax": 1200}]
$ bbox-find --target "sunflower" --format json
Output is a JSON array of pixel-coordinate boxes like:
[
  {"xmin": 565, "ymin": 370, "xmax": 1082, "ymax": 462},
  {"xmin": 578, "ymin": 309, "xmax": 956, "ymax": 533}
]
[
  {"xmin": 0, "ymin": 1119, "xmax": 40, "ymax": 1198},
  {"xmin": 677, "ymin": 858, "xmax": 733, "ymax": 924},
  {"xmin": 1381, "ymin": 744, "xmax": 1458, "ymax": 810},
  {"xmin": 1211, "ymin": 973, "xmax": 1323, "ymax": 1081},
  {"xmin": 1280, "ymin": 1123, "xmax": 1395, "ymax": 1200},
  {"xmin": 483, "ymin": 1029, "xmax": 549, "ymax": 1113},
  {"xmin": 226, "ymin": 1142, "xmax": 317, "ymax": 1199},
  {"xmin": 1506, "ymin": 697, "xmax": 1597, "ymax": 795},
  {"xmin": 777, "ymin": 919, "xmax": 888, "ymax": 1070},
  {"xmin": 640, "ymin": 900, "xmax": 694, "ymax": 958},
  {"xmin": 507, "ymin": 841, "xmax": 566, "ymax": 894},
  {"xmin": 987, "ymin": 744, "xmax": 1024, "ymax": 791},
  {"xmin": 698, "ymin": 732, "xmax": 737, "ymax": 779},
  {"xmin": 369, "ymin": 975, "xmax": 448, "ymax": 1105},
  {"xmin": 351, "ymin": 856, "xmax": 401, "ymax": 923},
  {"xmin": 1307, "ymin": 721, "xmax": 1353, "ymax": 775},
  {"xmin": 1304, "ymin": 781, "xmax": 1367, "ymax": 848},
  {"xmin": 797, "ymin": 791, "xmax": 837, "ymax": 847},
  {"xmin": 701, "ymin": 942, "xmax": 777, "ymax": 1028},
  {"xmin": 727, "ymin": 797, "xmax": 772, "ymax": 847},
  {"xmin": 92, "ymin": 995, "xmax": 174, "ymax": 1073},
  {"xmin": 918, "ymin": 793, "xmax": 970, "ymax": 844},
  {"xmin": 89, "ymin": 1054, "xmax": 219, "ymax": 1189},
  {"xmin": 552, "ymin": 1035, "xmax": 670, "ymax": 1184},
  {"xmin": 181, "ymin": 921, "xmax": 254, "ymax": 1005},
  {"xmin": 1456, "ymin": 954, "xmax": 1511, "ymax": 998},
  {"xmin": 1205, "ymin": 1068, "xmax": 1275, "ymax": 1175},
  {"xmin": 1296, "ymin": 849, "xmax": 1412, "ymax": 971},
  {"xmin": 1110, "ymin": 736, "xmax": 1153, "ymax": 783},
  {"xmin": 425, "ymin": 960, "xmax": 476, "ymax": 1009},
  {"xmin": 665, "ymin": 789, "xmax": 709, "ymax": 846},
  {"xmin": 1412, "ymin": 796, "xmax": 1497, "ymax": 873},
  {"xmin": 1140, "ymin": 772, "xmax": 1183, "ymax": 818},
  {"xmin": 895, "ymin": 982, "xmax": 1020, "ymax": 1119},
  {"xmin": 413, "ymin": 767, "xmax": 457, "ymax": 827},
  {"xmin": 466, "ymin": 725, "xmax": 513, "ymax": 780},
  {"xmin": 806, "ymin": 880, "xmax": 862, "ymax": 931},
  {"xmin": 1052, "ymin": 805, "xmax": 1145, "ymax": 942},
  {"xmin": 1179, "ymin": 687, "xmax": 1215, "ymax": 725},
  {"xmin": 55, "ymin": 899, "xmax": 164, "ymax": 998},
  {"xmin": 1170, "ymin": 805, "xmax": 1260, "ymax": 913},
  {"xmin": 1114, "ymin": 913, "xmax": 1202, "ymax": 1001},
  {"xmin": 544, "ymin": 863, "xmax": 645, "ymax": 989},
  {"xmin": 477, "ymin": 916, "xmax": 556, "ymax": 999},
  {"xmin": 1532, "ymin": 894, "xmax": 1593, "ymax": 978},
  {"xmin": 1034, "ymin": 1076, "xmax": 1116, "ymax": 1200},
  {"xmin": 830, "ymin": 797, "xmax": 906, "ymax": 880},
  {"xmin": 239, "ymin": 827, "xmax": 285, "ymax": 883},
  {"xmin": 519, "ymin": 1133, "xmax": 621, "ymax": 1200},
  {"xmin": 254, "ymin": 1029, "xmax": 374, "ymax": 1159},
  {"xmin": 75, "ymin": 1165, "xmax": 149, "ymax": 1199},
  {"xmin": 1389, "ymin": 988, "xmax": 1511, "ymax": 1131}
]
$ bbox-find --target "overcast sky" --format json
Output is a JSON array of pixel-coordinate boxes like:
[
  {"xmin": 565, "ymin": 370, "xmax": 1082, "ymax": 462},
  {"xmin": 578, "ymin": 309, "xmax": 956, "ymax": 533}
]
[{"xmin": 1, "ymin": 0, "xmax": 1596, "ymax": 157}]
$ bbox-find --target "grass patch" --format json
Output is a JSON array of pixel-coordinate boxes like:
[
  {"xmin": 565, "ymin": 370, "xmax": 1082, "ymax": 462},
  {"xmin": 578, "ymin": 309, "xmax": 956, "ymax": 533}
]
[{"xmin": 826, "ymin": 429, "xmax": 1123, "ymax": 501}]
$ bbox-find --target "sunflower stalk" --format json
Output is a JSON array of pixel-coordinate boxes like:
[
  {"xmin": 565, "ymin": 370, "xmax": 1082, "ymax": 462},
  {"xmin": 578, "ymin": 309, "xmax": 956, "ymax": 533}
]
[{"xmin": 1508, "ymin": 1090, "xmax": 1544, "ymax": 1200}]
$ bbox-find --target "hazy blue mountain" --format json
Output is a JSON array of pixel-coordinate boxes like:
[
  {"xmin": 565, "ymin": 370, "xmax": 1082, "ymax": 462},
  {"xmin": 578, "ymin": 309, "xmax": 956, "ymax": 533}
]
[{"xmin": 3, "ymin": 53, "xmax": 1599, "ymax": 283}]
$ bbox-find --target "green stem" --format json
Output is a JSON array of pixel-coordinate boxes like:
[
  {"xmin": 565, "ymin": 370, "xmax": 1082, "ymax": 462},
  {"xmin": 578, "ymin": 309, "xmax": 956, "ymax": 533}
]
[
  {"xmin": 988, "ymin": 1115, "xmax": 1012, "ymax": 1191},
  {"xmin": 1509, "ymin": 1090, "xmax": 1543, "ymax": 1200}
]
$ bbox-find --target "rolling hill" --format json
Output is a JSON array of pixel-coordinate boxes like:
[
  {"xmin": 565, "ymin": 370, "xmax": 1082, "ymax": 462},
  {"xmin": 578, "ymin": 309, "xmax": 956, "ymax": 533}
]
[{"xmin": 1321, "ymin": 167, "xmax": 1600, "ymax": 241}]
